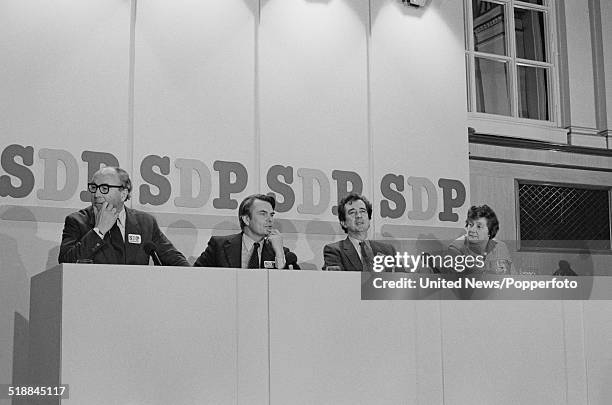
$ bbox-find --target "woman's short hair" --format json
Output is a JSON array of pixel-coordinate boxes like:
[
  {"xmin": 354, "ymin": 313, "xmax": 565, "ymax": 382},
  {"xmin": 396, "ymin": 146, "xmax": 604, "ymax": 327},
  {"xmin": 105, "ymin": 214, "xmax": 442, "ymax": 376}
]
[{"xmin": 466, "ymin": 204, "xmax": 499, "ymax": 239}]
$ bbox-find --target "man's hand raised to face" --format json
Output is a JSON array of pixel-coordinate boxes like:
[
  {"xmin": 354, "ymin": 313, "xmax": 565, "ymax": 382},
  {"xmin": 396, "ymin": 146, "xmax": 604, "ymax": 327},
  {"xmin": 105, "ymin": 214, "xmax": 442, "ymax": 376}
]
[
  {"xmin": 266, "ymin": 229, "xmax": 285, "ymax": 256},
  {"xmin": 94, "ymin": 202, "xmax": 120, "ymax": 235}
]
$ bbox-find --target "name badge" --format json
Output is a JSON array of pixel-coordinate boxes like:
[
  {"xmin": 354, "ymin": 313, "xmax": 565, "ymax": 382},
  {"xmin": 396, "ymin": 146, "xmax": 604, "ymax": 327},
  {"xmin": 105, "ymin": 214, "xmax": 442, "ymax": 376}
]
[
  {"xmin": 263, "ymin": 260, "xmax": 276, "ymax": 269},
  {"xmin": 128, "ymin": 234, "xmax": 141, "ymax": 244}
]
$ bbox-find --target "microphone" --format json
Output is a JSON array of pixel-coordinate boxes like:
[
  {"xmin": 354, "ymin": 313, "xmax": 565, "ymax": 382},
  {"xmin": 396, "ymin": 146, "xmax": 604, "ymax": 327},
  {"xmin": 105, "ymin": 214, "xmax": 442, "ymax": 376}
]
[
  {"xmin": 285, "ymin": 252, "xmax": 298, "ymax": 269},
  {"xmin": 143, "ymin": 242, "xmax": 162, "ymax": 266}
]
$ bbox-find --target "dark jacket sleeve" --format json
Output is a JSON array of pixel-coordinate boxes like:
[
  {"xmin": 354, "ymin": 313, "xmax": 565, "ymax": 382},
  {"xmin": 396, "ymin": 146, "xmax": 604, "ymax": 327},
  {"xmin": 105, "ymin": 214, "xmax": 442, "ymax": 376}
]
[
  {"xmin": 323, "ymin": 243, "xmax": 343, "ymax": 270},
  {"xmin": 58, "ymin": 213, "xmax": 106, "ymax": 263},
  {"xmin": 151, "ymin": 218, "xmax": 189, "ymax": 266},
  {"xmin": 193, "ymin": 236, "xmax": 219, "ymax": 267}
]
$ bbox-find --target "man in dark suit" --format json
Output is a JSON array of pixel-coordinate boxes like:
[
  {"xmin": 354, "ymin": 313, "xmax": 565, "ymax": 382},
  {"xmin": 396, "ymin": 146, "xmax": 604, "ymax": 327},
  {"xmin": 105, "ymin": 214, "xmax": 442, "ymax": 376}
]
[
  {"xmin": 59, "ymin": 167, "xmax": 189, "ymax": 266},
  {"xmin": 323, "ymin": 193, "xmax": 397, "ymax": 271},
  {"xmin": 193, "ymin": 194, "xmax": 299, "ymax": 269}
]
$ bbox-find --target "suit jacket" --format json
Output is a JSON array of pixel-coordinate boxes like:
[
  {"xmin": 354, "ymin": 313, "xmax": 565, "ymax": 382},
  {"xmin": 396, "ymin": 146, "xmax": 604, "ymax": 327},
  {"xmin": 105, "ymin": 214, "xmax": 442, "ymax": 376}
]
[
  {"xmin": 323, "ymin": 237, "xmax": 397, "ymax": 271},
  {"xmin": 193, "ymin": 232, "xmax": 299, "ymax": 269},
  {"xmin": 59, "ymin": 206, "xmax": 189, "ymax": 266}
]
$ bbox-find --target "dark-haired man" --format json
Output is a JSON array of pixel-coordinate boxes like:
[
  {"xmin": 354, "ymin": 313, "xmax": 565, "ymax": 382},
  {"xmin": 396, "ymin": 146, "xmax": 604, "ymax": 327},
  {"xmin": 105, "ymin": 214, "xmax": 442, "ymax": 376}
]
[
  {"xmin": 193, "ymin": 194, "xmax": 299, "ymax": 269},
  {"xmin": 59, "ymin": 166, "xmax": 189, "ymax": 266},
  {"xmin": 323, "ymin": 193, "xmax": 396, "ymax": 271}
]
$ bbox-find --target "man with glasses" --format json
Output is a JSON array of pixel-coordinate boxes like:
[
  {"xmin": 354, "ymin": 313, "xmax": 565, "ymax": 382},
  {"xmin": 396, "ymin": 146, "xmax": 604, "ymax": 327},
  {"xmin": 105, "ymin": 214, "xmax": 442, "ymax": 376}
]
[
  {"xmin": 193, "ymin": 194, "xmax": 299, "ymax": 269},
  {"xmin": 59, "ymin": 166, "xmax": 189, "ymax": 266},
  {"xmin": 323, "ymin": 193, "xmax": 397, "ymax": 271}
]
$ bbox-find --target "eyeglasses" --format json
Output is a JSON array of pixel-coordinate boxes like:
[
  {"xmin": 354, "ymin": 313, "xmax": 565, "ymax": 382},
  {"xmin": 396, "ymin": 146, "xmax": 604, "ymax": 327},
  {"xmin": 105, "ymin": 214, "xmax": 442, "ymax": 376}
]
[{"xmin": 87, "ymin": 183, "xmax": 124, "ymax": 194}]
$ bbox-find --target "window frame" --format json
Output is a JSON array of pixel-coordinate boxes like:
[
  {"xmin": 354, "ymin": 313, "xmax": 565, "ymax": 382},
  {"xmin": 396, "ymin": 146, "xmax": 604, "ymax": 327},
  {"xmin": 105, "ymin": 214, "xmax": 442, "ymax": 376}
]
[
  {"xmin": 514, "ymin": 179, "xmax": 612, "ymax": 254},
  {"xmin": 465, "ymin": 0, "xmax": 560, "ymax": 126}
]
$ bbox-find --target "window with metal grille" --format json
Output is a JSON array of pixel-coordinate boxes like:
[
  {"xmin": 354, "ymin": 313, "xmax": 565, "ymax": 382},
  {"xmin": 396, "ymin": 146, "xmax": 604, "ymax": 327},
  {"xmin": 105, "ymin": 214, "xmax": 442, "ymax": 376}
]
[{"xmin": 517, "ymin": 181, "xmax": 612, "ymax": 251}]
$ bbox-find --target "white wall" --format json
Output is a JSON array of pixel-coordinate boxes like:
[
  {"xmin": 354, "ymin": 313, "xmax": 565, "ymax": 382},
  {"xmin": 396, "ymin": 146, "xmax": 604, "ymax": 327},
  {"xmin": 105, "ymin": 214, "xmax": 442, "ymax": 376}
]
[
  {"xmin": 1, "ymin": 0, "xmax": 611, "ymax": 397},
  {"xmin": 0, "ymin": 0, "xmax": 470, "ymax": 390},
  {"xmin": 0, "ymin": 0, "xmax": 131, "ymax": 394}
]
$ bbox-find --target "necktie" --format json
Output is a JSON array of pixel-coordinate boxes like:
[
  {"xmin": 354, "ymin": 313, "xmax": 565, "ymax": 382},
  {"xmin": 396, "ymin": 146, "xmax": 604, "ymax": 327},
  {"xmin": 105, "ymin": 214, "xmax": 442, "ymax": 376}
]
[
  {"xmin": 108, "ymin": 221, "xmax": 126, "ymax": 263},
  {"xmin": 360, "ymin": 241, "xmax": 373, "ymax": 272},
  {"xmin": 248, "ymin": 242, "xmax": 260, "ymax": 269}
]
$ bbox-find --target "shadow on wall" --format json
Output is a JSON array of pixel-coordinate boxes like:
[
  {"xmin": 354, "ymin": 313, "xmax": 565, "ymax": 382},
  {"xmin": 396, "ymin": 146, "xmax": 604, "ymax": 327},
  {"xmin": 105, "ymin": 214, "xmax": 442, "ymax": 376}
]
[
  {"xmin": 574, "ymin": 240, "xmax": 594, "ymax": 276},
  {"xmin": 0, "ymin": 205, "xmax": 61, "ymax": 391},
  {"xmin": 0, "ymin": 220, "xmax": 29, "ymax": 389},
  {"xmin": 12, "ymin": 313, "xmax": 29, "ymax": 404},
  {"xmin": 0, "ymin": 205, "xmax": 60, "ymax": 272},
  {"xmin": 299, "ymin": 220, "xmax": 338, "ymax": 270},
  {"xmin": 276, "ymin": 219, "xmax": 298, "ymax": 252},
  {"xmin": 165, "ymin": 220, "xmax": 200, "ymax": 266},
  {"xmin": 560, "ymin": 241, "xmax": 593, "ymax": 298}
]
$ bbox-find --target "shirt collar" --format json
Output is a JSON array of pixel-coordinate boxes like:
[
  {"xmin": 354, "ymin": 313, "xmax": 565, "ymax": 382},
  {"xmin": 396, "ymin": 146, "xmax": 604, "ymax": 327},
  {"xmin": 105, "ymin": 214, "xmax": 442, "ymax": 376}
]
[
  {"xmin": 348, "ymin": 235, "xmax": 367, "ymax": 245},
  {"xmin": 117, "ymin": 207, "xmax": 126, "ymax": 226},
  {"xmin": 242, "ymin": 233, "xmax": 261, "ymax": 250},
  {"xmin": 348, "ymin": 235, "xmax": 369, "ymax": 256}
]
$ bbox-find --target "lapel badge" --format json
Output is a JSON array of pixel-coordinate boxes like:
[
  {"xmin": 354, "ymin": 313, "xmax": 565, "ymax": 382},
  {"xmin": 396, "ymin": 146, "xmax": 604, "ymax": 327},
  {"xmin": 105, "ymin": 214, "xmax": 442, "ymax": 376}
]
[{"xmin": 128, "ymin": 234, "xmax": 142, "ymax": 244}]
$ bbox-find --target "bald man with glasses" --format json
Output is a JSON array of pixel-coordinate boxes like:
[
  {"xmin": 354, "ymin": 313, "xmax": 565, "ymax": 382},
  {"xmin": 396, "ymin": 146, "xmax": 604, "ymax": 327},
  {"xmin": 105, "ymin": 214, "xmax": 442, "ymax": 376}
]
[{"xmin": 59, "ymin": 166, "xmax": 189, "ymax": 266}]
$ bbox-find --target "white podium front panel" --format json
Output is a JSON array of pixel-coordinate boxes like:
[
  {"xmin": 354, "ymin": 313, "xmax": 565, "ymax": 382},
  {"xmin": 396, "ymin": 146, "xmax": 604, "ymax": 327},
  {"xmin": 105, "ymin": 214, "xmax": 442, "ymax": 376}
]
[
  {"xmin": 29, "ymin": 265, "xmax": 268, "ymax": 405},
  {"xmin": 61, "ymin": 266, "xmax": 237, "ymax": 404},
  {"xmin": 28, "ymin": 266, "xmax": 612, "ymax": 404},
  {"xmin": 268, "ymin": 271, "xmax": 423, "ymax": 405}
]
